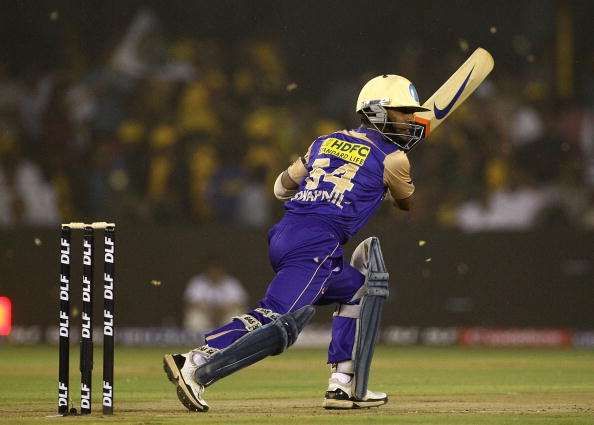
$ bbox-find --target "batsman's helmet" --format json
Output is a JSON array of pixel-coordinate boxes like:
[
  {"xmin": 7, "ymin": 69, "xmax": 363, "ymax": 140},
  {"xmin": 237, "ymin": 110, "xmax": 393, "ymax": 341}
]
[{"xmin": 356, "ymin": 74, "xmax": 429, "ymax": 151}]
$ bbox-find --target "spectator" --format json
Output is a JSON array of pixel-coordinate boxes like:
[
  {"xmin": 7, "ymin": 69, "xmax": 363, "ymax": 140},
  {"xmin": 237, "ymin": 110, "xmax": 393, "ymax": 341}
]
[
  {"xmin": 0, "ymin": 134, "xmax": 60, "ymax": 226},
  {"xmin": 454, "ymin": 168, "xmax": 557, "ymax": 232},
  {"xmin": 183, "ymin": 258, "xmax": 247, "ymax": 332}
]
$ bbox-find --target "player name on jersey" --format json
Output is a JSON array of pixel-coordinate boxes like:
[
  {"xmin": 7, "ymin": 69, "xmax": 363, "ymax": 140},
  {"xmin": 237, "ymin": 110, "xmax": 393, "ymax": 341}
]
[
  {"xmin": 291, "ymin": 189, "xmax": 345, "ymax": 208},
  {"xmin": 320, "ymin": 138, "xmax": 370, "ymax": 166}
]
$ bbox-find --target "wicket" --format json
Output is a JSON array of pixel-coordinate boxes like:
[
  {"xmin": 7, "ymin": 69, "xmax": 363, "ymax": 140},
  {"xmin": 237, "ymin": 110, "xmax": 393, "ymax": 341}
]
[{"xmin": 58, "ymin": 222, "xmax": 116, "ymax": 416}]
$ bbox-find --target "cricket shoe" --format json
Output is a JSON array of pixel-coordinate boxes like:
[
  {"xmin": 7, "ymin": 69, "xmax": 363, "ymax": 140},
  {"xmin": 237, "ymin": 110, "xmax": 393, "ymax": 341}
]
[
  {"xmin": 163, "ymin": 353, "xmax": 209, "ymax": 412},
  {"xmin": 322, "ymin": 377, "xmax": 388, "ymax": 409}
]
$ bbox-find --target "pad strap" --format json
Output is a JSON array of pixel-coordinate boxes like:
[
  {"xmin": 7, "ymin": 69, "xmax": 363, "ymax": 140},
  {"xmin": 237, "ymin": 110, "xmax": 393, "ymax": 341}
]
[
  {"xmin": 334, "ymin": 304, "xmax": 361, "ymax": 319},
  {"xmin": 232, "ymin": 314, "xmax": 262, "ymax": 331},
  {"xmin": 254, "ymin": 307, "xmax": 281, "ymax": 321},
  {"xmin": 192, "ymin": 345, "xmax": 220, "ymax": 359}
]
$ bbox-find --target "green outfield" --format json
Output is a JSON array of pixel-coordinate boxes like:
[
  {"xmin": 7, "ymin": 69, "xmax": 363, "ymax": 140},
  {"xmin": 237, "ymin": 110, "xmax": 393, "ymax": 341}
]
[{"xmin": 1, "ymin": 345, "xmax": 593, "ymax": 424}]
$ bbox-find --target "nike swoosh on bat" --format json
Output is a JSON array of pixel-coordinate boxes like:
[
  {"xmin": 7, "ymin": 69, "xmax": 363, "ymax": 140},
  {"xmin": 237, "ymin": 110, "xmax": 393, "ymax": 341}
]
[{"xmin": 433, "ymin": 66, "xmax": 475, "ymax": 120}]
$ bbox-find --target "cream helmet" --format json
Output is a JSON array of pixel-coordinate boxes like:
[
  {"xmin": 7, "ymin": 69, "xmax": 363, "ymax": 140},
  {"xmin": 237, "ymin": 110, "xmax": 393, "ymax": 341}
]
[{"xmin": 356, "ymin": 74, "xmax": 429, "ymax": 151}]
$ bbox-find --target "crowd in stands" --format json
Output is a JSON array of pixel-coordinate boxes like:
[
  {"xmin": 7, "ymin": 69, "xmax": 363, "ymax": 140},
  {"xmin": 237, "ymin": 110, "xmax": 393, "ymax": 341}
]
[{"xmin": 1, "ymin": 9, "xmax": 592, "ymax": 231}]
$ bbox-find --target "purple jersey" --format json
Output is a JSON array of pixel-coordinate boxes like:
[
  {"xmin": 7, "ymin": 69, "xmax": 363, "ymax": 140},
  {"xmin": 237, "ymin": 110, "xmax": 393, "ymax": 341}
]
[{"xmin": 284, "ymin": 126, "xmax": 407, "ymax": 242}]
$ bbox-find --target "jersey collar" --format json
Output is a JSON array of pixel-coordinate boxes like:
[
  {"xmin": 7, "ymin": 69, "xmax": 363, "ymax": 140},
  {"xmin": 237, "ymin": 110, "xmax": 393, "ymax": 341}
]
[{"xmin": 357, "ymin": 125, "xmax": 388, "ymax": 143}]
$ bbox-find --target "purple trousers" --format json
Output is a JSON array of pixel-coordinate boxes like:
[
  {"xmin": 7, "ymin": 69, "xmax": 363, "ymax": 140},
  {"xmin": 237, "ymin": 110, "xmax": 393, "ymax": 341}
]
[{"xmin": 204, "ymin": 215, "xmax": 364, "ymax": 364}]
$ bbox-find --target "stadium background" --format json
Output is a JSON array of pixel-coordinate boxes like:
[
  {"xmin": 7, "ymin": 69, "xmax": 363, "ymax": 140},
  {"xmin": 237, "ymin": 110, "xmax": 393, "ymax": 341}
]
[{"xmin": 0, "ymin": 0, "xmax": 593, "ymax": 349}]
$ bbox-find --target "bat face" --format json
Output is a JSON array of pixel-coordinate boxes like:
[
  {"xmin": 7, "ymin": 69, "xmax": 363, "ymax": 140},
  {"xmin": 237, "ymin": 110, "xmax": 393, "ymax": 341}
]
[{"xmin": 414, "ymin": 48, "xmax": 494, "ymax": 137}]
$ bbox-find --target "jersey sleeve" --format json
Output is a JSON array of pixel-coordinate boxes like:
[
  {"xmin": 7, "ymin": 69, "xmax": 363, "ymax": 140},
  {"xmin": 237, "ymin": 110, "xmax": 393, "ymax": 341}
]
[
  {"xmin": 383, "ymin": 150, "xmax": 415, "ymax": 200},
  {"xmin": 303, "ymin": 142, "xmax": 313, "ymax": 164}
]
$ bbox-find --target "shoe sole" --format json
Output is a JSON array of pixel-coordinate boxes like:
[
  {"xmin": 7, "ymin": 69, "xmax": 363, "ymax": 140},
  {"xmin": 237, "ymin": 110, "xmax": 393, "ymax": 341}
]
[
  {"xmin": 163, "ymin": 355, "xmax": 209, "ymax": 412},
  {"xmin": 323, "ymin": 397, "xmax": 388, "ymax": 409}
]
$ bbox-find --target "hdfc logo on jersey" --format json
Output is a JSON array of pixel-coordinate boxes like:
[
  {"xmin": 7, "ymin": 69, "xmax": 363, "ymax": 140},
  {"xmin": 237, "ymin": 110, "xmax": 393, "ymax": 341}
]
[{"xmin": 320, "ymin": 138, "xmax": 370, "ymax": 166}]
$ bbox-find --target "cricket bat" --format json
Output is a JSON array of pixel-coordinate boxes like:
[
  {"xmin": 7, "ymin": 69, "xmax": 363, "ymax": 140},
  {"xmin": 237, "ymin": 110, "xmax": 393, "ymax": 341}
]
[{"xmin": 414, "ymin": 48, "xmax": 494, "ymax": 137}]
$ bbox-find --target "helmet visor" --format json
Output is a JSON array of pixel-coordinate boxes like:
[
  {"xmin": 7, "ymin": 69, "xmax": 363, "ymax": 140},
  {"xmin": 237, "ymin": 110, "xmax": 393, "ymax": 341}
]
[{"xmin": 361, "ymin": 104, "xmax": 426, "ymax": 151}]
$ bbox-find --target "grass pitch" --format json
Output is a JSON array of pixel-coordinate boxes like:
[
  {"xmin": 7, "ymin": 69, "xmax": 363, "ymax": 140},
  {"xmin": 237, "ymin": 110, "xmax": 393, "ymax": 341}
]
[{"xmin": 1, "ymin": 345, "xmax": 593, "ymax": 424}]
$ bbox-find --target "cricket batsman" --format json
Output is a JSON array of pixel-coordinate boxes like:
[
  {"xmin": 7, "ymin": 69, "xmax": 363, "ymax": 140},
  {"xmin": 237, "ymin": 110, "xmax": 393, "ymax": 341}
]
[{"xmin": 164, "ymin": 74, "xmax": 429, "ymax": 411}]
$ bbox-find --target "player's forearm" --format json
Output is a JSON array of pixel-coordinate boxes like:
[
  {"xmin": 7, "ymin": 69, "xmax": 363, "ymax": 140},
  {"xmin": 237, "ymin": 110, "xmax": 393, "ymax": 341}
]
[
  {"xmin": 273, "ymin": 157, "xmax": 308, "ymax": 201},
  {"xmin": 274, "ymin": 171, "xmax": 299, "ymax": 200}
]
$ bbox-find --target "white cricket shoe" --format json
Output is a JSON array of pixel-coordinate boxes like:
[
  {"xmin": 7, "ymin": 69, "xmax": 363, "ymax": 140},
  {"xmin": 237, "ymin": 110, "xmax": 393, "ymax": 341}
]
[
  {"xmin": 163, "ymin": 353, "xmax": 209, "ymax": 412},
  {"xmin": 322, "ymin": 377, "xmax": 388, "ymax": 409}
]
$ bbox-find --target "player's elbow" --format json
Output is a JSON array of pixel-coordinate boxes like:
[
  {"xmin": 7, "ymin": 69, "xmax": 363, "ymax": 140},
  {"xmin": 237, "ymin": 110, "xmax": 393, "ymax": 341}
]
[{"xmin": 395, "ymin": 195, "xmax": 412, "ymax": 211}]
